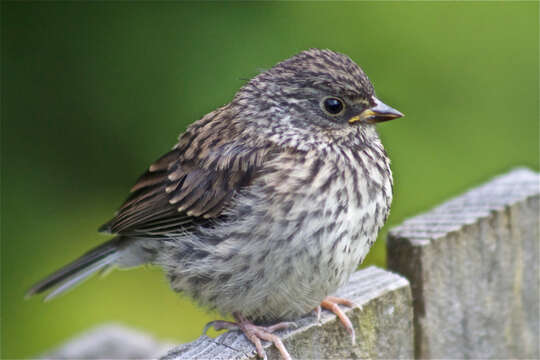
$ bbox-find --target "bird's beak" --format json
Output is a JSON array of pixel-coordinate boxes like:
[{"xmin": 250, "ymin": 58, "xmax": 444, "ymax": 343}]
[{"xmin": 349, "ymin": 97, "xmax": 404, "ymax": 124}]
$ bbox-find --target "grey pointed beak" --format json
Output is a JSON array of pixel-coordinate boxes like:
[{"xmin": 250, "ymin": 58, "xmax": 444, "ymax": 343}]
[{"xmin": 349, "ymin": 97, "xmax": 404, "ymax": 124}]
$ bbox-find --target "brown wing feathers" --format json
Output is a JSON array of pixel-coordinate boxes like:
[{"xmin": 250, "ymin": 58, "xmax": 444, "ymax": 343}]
[{"xmin": 99, "ymin": 136, "xmax": 270, "ymax": 237}]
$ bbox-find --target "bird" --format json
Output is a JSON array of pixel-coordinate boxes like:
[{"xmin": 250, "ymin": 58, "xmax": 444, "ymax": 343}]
[{"xmin": 26, "ymin": 48, "xmax": 403, "ymax": 359}]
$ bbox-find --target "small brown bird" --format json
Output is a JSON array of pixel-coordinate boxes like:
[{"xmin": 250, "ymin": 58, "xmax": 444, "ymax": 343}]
[{"xmin": 27, "ymin": 49, "xmax": 402, "ymax": 359}]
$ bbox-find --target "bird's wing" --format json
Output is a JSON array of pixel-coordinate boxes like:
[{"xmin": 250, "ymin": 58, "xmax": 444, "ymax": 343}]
[{"xmin": 99, "ymin": 108, "xmax": 275, "ymax": 237}]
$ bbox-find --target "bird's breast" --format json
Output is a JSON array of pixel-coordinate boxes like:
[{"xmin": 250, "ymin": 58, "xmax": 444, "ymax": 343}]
[
  {"xmin": 161, "ymin": 142, "xmax": 393, "ymax": 321},
  {"xmin": 231, "ymin": 143, "xmax": 393, "ymax": 319},
  {"xmin": 294, "ymin": 144, "xmax": 393, "ymax": 286}
]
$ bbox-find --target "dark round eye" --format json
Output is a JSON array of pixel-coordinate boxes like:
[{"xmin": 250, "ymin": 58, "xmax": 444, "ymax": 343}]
[{"xmin": 322, "ymin": 97, "xmax": 345, "ymax": 115}]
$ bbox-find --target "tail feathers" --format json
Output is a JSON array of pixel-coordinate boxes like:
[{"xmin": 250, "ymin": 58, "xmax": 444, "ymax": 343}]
[{"xmin": 26, "ymin": 237, "xmax": 124, "ymax": 301}]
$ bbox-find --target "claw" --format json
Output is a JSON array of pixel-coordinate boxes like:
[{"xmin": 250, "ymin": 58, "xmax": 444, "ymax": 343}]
[
  {"xmin": 314, "ymin": 306, "xmax": 322, "ymax": 325},
  {"xmin": 234, "ymin": 313, "xmax": 293, "ymax": 360},
  {"xmin": 202, "ymin": 319, "xmax": 239, "ymax": 334},
  {"xmin": 321, "ymin": 296, "xmax": 358, "ymax": 345},
  {"xmin": 203, "ymin": 315, "xmax": 293, "ymax": 359},
  {"xmin": 208, "ymin": 312, "xmax": 294, "ymax": 360}
]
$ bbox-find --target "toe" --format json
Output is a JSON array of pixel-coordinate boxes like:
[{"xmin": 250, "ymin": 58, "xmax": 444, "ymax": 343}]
[
  {"xmin": 253, "ymin": 329, "xmax": 292, "ymax": 360},
  {"xmin": 325, "ymin": 295, "xmax": 359, "ymax": 308},
  {"xmin": 321, "ymin": 296, "xmax": 357, "ymax": 345},
  {"xmin": 231, "ymin": 313, "xmax": 293, "ymax": 360},
  {"xmin": 202, "ymin": 320, "xmax": 239, "ymax": 334},
  {"xmin": 265, "ymin": 321, "xmax": 297, "ymax": 333}
]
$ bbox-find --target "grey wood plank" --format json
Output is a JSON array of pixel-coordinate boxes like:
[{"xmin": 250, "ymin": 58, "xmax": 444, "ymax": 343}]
[{"xmin": 387, "ymin": 167, "xmax": 540, "ymax": 359}]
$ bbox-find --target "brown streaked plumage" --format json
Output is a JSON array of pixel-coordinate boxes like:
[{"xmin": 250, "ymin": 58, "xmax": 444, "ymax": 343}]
[{"xmin": 27, "ymin": 49, "xmax": 403, "ymax": 360}]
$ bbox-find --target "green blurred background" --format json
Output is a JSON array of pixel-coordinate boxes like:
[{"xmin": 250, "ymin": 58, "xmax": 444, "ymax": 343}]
[{"xmin": 2, "ymin": 2, "xmax": 538, "ymax": 358}]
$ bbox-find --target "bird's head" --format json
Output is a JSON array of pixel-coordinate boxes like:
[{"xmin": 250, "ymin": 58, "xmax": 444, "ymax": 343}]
[{"xmin": 232, "ymin": 49, "xmax": 403, "ymax": 149}]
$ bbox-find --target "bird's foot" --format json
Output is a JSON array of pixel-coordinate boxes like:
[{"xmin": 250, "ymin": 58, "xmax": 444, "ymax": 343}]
[
  {"xmin": 203, "ymin": 312, "xmax": 296, "ymax": 360},
  {"xmin": 320, "ymin": 295, "xmax": 360, "ymax": 345}
]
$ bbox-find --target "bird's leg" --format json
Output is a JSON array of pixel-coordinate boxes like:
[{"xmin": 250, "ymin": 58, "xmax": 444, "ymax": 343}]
[
  {"xmin": 320, "ymin": 295, "xmax": 360, "ymax": 345},
  {"xmin": 203, "ymin": 313, "xmax": 296, "ymax": 360}
]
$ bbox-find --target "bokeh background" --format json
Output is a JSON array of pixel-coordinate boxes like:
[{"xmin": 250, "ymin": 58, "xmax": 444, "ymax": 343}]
[{"xmin": 2, "ymin": 2, "xmax": 538, "ymax": 358}]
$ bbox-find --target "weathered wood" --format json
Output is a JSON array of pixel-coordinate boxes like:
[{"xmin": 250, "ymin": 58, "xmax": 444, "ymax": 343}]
[
  {"xmin": 40, "ymin": 323, "xmax": 174, "ymax": 359},
  {"xmin": 387, "ymin": 167, "xmax": 540, "ymax": 359},
  {"xmin": 162, "ymin": 266, "xmax": 413, "ymax": 360}
]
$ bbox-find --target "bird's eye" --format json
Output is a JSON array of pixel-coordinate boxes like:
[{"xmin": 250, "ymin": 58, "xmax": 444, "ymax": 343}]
[{"xmin": 321, "ymin": 97, "xmax": 345, "ymax": 115}]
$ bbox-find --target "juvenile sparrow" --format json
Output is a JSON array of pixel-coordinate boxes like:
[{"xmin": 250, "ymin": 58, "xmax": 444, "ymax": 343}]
[{"xmin": 27, "ymin": 49, "xmax": 402, "ymax": 359}]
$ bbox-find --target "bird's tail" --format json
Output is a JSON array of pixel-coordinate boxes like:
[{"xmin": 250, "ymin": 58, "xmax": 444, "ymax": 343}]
[{"xmin": 26, "ymin": 237, "xmax": 128, "ymax": 301}]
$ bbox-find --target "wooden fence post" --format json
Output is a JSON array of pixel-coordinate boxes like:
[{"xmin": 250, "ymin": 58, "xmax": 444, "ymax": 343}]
[{"xmin": 387, "ymin": 168, "xmax": 539, "ymax": 359}]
